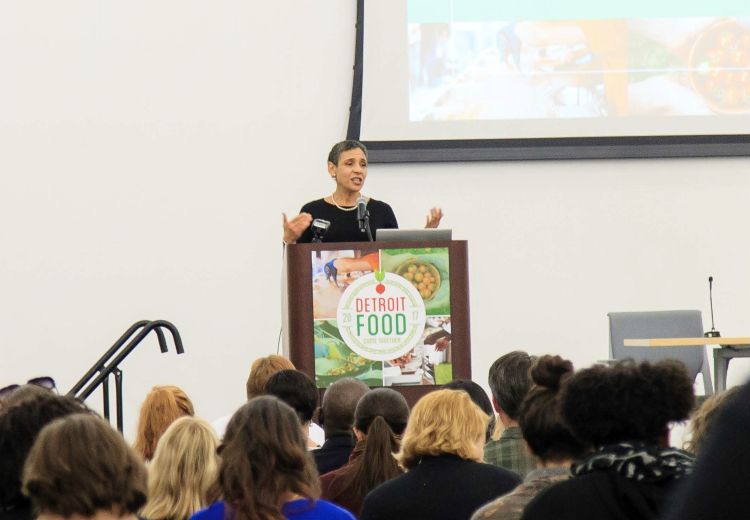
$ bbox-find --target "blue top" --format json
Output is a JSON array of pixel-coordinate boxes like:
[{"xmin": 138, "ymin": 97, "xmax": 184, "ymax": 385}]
[{"xmin": 191, "ymin": 499, "xmax": 355, "ymax": 520}]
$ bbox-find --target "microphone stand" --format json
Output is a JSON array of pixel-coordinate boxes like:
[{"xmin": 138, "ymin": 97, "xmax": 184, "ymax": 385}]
[
  {"xmin": 359, "ymin": 210, "xmax": 373, "ymax": 241},
  {"xmin": 704, "ymin": 275, "xmax": 721, "ymax": 338}
]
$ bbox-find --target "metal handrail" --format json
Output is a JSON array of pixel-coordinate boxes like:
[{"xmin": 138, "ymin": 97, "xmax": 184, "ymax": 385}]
[{"xmin": 67, "ymin": 320, "xmax": 184, "ymax": 432}]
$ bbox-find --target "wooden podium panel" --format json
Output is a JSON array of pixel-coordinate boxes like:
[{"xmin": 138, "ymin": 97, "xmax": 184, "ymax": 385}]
[{"xmin": 282, "ymin": 240, "xmax": 470, "ymax": 406}]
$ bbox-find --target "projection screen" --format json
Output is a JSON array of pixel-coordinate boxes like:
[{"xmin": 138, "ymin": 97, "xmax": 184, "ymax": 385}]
[{"xmin": 347, "ymin": 0, "xmax": 750, "ymax": 161}]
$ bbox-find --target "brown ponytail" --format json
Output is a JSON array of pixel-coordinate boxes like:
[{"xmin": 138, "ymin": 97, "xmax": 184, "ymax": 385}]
[{"xmin": 326, "ymin": 388, "xmax": 409, "ymax": 515}]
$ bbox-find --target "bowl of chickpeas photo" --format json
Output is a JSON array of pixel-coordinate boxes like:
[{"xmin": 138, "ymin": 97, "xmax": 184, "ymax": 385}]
[{"xmin": 396, "ymin": 260, "xmax": 441, "ymax": 301}]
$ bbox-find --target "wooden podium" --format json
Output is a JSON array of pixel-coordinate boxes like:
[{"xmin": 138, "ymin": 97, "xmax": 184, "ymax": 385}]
[{"xmin": 282, "ymin": 239, "xmax": 471, "ymax": 405}]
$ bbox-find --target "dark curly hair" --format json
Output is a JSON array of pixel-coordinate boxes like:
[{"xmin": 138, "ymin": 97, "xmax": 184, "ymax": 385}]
[
  {"xmin": 519, "ymin": 356, "xmax": 590, "ymax": 462},
  {"xmin": 561, "ymin": 359, "xmax": 695, "ymax": 446},
  {"xmin": 0, "ymin": 392, "xmax": 89, "ymax": 508}
]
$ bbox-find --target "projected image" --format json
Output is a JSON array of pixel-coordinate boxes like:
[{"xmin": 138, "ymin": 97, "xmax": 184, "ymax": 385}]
[{"xmin": 409, "ymin": 17, "xmax": 750, "ymax": 121}]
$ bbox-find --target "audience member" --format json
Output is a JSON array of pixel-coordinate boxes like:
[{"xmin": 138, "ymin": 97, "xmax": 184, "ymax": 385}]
[
  {"xmin": 0, "ymin": 384, "xmax": 51, "ymax": 411},
  {"xmin": 360, "ymin": 389, "xmax": 521, "ymax": 520},
  {"xmin": 134, "ymin": 385, "xmax": 194, "ymax": 461},
  {"xmin": 22, "ymin": 414, "xmax": 147, "ymax": 520},
  {"xmin": 265, "ymin": 370, "xmax": 321, "ymax": 449},
  {"xmin": 485, "ymin": 351, "xmax": 538, "ymax": 477},
  {"xmin": 0, "ymin": 377, "xmax": 57, "ymax": 410},
  {"xmin": 211, "ymin": 354, "xmax": 297, "ymax": 438},
  {"xmin": 246, "ymin": 355, "xmax": 296, "ymax": 400},
  {"xmin": 314, "ymin": 378, "xmax": 370, "ymax": 475},
  {"xmin": 443, "ymin": 379, "xmax": 496, "ymax": 442},
  {"xmin": 0, "ymin": 392, "xmax": 89, "ymax": 520},
  {"xmin": 521, "ymin": 359, "xmax": 695, "ymax": 520},
  {"xmin": 471, "ymin": 356, "xmax": 590, "ymax": 520},
  {"xmin": 663, "ymin": 381, "xmax": 750, "ymax": 520},
  {"xmin": 140, "ymin": 417, "xmax": 220, "ymax": 520},
  {"xmin": 190, "ymin": 396, "xmax": 355, "ymax": 520},
  {"xmin": 321, "ymin": 388, "xmax": 409, "ymax": 516},
  {"xmin": 23, "ymin": 414, "xmax": 146, "ymax": 520},
  {"xmin": 684, "ymin": 385, "xmax": 741, "ymax": 455}
]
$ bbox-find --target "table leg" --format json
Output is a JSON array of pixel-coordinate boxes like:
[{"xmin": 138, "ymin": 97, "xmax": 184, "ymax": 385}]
[{"xmin": 714, "ymin": 349, "xmax": 729, "ymax": 393}]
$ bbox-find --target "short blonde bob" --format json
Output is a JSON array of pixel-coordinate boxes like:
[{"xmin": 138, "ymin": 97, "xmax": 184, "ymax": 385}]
[
  {"xmin": 398, "ymin": 389, "xmax": 488, "ymax": 469},
  {"xmin": 140, "ymin": 416, "xmax": 220, "ymax": 520}
]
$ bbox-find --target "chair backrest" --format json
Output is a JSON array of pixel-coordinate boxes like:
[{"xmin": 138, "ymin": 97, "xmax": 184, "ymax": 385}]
[{"xmin": 608, "ymin": 310, "xmax": 712, "ymax": 394}]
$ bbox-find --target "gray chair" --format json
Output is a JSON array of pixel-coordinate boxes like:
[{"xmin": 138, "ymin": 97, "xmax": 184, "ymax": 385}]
[{"xmin": 607, "ymin": 310, "xmax": 713, "ymax": 395}]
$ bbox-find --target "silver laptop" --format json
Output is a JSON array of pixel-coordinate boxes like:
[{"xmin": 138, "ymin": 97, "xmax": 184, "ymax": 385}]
[{"xmin": 376, "ymin": 228, "xmax": 452, "ymax": 242}]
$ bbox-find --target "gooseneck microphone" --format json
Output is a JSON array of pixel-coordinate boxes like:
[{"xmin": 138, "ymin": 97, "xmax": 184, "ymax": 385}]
[{"xmin": 704, "ymin": 275, "xmax": 721, "ymax": 338}]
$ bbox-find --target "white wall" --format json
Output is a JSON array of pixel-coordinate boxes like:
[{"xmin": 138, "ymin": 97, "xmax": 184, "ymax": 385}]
[{"xmin": 2, "ymin": 0, "xmax": 749, "ymax": 439}]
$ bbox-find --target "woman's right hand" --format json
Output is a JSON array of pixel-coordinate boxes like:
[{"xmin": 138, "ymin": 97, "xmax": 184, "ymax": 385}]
[{"xmin": 282, "ymin": 212, "xmax": 312, "ymax": 244}]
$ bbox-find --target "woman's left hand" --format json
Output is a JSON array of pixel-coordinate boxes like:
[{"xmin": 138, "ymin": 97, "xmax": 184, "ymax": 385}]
[{"xmin": 425, "ymin": 207, "xmax": 443, "ymax": 228}]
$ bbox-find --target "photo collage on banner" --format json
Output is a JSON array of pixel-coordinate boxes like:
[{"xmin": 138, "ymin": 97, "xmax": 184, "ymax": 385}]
[{"xmin": 312, "ymin": 247, "xmax": 452, "ymax": 388}]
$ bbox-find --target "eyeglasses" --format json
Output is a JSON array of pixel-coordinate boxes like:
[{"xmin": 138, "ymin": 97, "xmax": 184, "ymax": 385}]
[{"xmin": 0, "ymin": 376, "xmax": 57, "ymax": 400}]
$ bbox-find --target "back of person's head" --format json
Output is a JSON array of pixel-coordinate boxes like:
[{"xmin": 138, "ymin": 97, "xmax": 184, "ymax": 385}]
[
  {"xmin": 685, "ymin": 385, "xmax": 742, "ymax": 455},
  {"xmin": 246, "ymin": 355, "xmax": 295, "ymax": 400},
  {"xmin": 22, "ymin": 414, "xmax": 147, "ymax": 518},
  {"xmin": 562, "ymin": 359, "xmax": 695, "ymax": 447},
  {"xmin": 0, "ymin": 393, "xmax": 89, "ymax": 509},
  {"xmin": 0, "ymin": 382, "xmax": 53, "ymax": 409},
  {"xmin": 264, "ymin": 370, "xmax": 318, "ymax": 424},
  {"xmin": 399, "ymin": 389, "xmax": 488, "ymax": 469},
  {"xmin": 354, "ymin": 388, "xmax": 410, "ymax": 437},
  {"xmin": 443, "ymin": 379, "xmax": 496, "ymax": 442},
  {"xmin": 134, "ymin": 385, "xmax": 194, "ymax": 461},
  {"xmin": 330, "ymin": 388, "xmax": 409, "ymax": 513},
  {"xmin": 219, "ymin": 396, "xmax": 319, "ymax": 520},
  {"xmin": 141, "ymin": 416, "xmax": 220, "ymax": 520},
  {"xmin": 488, "ymin": 351, "xmax": 535, "ymax": 420},
  {"xmin": 519, "ymin": 355, "xmax": 590, "ymax": 462},
  {"xmin": 320, "ymin": 378, "xmax": 370, "ymax": 437}
]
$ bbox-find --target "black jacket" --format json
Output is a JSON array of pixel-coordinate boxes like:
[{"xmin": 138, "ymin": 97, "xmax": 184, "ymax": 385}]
[
  {"xmin": 313, "ymin": 434, "xmax": 356, "ymax": 476},
  {"xmin": 360, "ymin": 454, "xmax": 521, "ymax": 520}
]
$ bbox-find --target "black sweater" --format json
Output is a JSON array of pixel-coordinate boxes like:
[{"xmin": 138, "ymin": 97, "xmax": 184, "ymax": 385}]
[
  {"xmin": 297, "ymin": 198, "xmax": 397, "ymax": 243},
  {"xmin": 360, "ymin": 454, "xmax": 521, "ymax": 520}
]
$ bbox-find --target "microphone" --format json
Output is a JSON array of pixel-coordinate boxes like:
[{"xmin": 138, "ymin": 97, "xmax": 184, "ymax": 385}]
[
  {"xmin": 357, "ymin": 196, "xmax": 367, "ymax": 229},
  {"xmin": 356, "ymin": 195, "xmax": 373, "ymax": 240},
  {"xmin": 310, "ymin": 219, "xmax": 331, "ymax": 243},
  {"xmin": 704, "ymin": 275, "xmax": 721, "ymax": 338}
]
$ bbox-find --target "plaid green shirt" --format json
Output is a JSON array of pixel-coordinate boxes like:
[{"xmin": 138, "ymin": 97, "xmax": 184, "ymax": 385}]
[{"xmin": 483, "ymin": 426, "xmax": 538, "ymax": 478}]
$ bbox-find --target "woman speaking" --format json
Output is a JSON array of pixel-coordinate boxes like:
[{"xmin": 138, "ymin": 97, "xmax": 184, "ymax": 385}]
[{"xmin": 282, "ymin": 140, "xmax": 443, "ymax": 244}]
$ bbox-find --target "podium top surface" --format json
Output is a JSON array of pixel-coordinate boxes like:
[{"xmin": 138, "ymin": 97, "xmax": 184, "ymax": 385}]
[{"xmin": 623, "ymin": 337, "xmax": 750, "ymax": 347}]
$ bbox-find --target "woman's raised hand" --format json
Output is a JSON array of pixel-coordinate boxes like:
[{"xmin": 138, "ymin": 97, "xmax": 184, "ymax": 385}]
[
  {"xmin": 282, "ymin": 212, "xmax": 312, "ymax": 244},
  {"xmin": 424, "ymin": 207, "xmax": 444, "ymax": 229}
]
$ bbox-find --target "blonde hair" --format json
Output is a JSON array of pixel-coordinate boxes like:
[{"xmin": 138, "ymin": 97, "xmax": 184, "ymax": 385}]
[
  {"xmin": 245, "ymin": 355, "xmax": 295, "ymax": 400},
  {"xmin": 134, "ymin": 385, "xmax": 194, "ymax": 461},
  {"xmin": 685, "ymin": 386, "xmax": 742, "ymax": 455},
  {"xmin": 398, "ymin": 389, "xmax": 488, "ymax": 469},
  {"xmin": 140, "ymin": 417, "xmax": 219, "ymax": 520}
]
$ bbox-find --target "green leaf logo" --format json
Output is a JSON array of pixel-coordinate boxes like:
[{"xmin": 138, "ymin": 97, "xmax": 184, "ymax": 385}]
[{"xmin": 374, "ymin": 269, "xmax": 385, "ymax": 282}]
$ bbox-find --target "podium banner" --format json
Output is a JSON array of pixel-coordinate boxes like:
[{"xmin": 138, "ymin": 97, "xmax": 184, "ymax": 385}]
[{"xmin": 311, "ymin": 246, "xmax": 453, "ymax": 388}]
